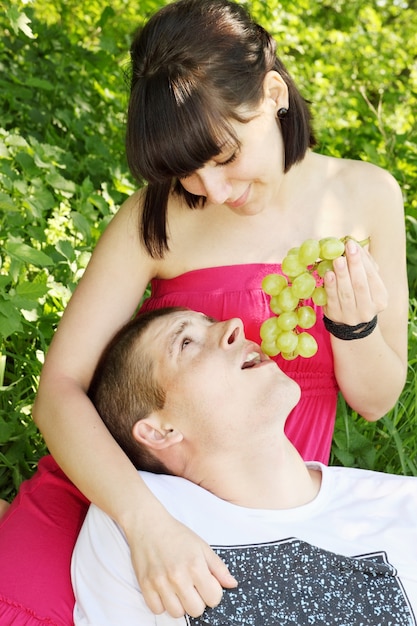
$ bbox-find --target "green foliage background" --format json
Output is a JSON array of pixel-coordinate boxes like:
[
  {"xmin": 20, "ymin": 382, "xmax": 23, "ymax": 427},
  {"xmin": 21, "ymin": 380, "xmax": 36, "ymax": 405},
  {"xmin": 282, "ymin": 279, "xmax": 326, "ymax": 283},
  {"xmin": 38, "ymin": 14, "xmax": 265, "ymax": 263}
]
[{"xmin": 1, "ymin": 0, "xmax": 416, "ymax": 500}]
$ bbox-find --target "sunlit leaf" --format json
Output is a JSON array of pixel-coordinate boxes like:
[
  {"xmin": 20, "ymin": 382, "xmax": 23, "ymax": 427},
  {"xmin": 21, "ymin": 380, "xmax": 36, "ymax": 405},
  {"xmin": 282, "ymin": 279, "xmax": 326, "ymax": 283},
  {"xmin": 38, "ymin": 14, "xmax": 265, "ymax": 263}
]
[{"xmin": 5, "ymin": 242, "xmax": 53, "ymax": 267}]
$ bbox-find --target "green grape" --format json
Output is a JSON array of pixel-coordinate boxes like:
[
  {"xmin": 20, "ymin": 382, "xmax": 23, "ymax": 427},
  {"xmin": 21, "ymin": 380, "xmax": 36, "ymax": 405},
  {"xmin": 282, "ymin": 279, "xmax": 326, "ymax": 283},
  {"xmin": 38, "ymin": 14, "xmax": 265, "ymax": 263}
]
[
  {"xmin": 276, "ymin": 330, "xmax": 298, "ymax": 353},
  {"xmin": 298, "ymin": 238, "xmax": 320, "ymax": 266},
  {"xmin": 261, "ymin": 274, "xmax": 288, "ymax": 296},
  {"xmin": 297, "ymin": 332, "xmax": 318, "ymax": 358},
  {"xmin": 276, "ymin": 310, "xmax": 298, "ymax": 331},
  {"xmin": 292, "ymin": 272, "xmax": 316, "ymax": 299},
  {"xmin": 286, "ymin": 246, "xmax": 300, "ymax": 256},
  {"xmin": 261, "ymin": 338, "xmax": 280, "ymax": 357},
  {"xmin": 317, "ymin": 259, "xmax": 334, "ymax": 278},
  {"xmin": 297, "ymin": 305, "xmax": 316, "ymax": 329},
  {"xmin": 281, "ymin": 254, "xmax": 306, "ymax": 278},
  {"xmin": 312, "ymin": 286, "xmax": 327, "ymax": 306},
  {"xmin": 260, "ymin": 316, "xmax": 281, "ymax": 341},
  {"xmin": 277, "ymin": 286, "xmax": 299, "ymax": 312},
  {"xmin": 319, "ymin": 237, "xmax": 345, "ymax": 260},
  {"xmin": 281, "ymin": 350, "xmax": 298, "ymax": 361},
  {"xmin": 269, "ymin": 295, "xmax": 284, "ymax": 315}
]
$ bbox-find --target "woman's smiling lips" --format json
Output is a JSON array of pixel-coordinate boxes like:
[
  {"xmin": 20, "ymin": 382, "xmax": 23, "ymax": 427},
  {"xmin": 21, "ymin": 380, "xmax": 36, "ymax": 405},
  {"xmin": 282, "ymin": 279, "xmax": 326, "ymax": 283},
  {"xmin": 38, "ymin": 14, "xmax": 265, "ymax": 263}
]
[{"xmin": 226, "ymin": 184, "xmax": 251, "ymax": 209}]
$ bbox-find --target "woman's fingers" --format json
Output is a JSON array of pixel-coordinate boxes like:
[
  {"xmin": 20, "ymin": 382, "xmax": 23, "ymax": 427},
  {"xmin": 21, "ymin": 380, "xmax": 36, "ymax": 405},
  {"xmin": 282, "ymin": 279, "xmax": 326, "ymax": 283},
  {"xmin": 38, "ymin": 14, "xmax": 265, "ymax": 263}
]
[
  {"xmin": 324, "ymin": 239, "xmax": 387, "ymax": 324},
  {"xmin": 131, "ymin": 518, "xmax": 237, "ymax": 618}
]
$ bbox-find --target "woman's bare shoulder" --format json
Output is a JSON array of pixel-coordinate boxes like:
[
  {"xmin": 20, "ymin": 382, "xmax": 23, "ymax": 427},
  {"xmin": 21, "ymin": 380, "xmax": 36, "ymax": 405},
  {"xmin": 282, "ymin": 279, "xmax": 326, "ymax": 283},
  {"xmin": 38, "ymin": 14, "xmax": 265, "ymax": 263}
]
[
  {"xmin": 311, "ymin": 153, "xmax": 403, "ymax": 215},
  {"xmin": 324, "ymin": 154, "xmax": 401, "ymax": 197},
  {"xmin": 110, "ymin": 187, "xmax": 146, "ymax": 224}
]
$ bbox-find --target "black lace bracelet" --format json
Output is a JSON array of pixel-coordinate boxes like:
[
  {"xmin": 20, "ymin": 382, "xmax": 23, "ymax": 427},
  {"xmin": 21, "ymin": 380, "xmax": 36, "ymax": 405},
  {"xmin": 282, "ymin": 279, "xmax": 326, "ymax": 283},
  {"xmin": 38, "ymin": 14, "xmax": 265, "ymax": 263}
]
[{"xmin": 323, "ymin": 314, "xmax": 378, "ymax": 340}]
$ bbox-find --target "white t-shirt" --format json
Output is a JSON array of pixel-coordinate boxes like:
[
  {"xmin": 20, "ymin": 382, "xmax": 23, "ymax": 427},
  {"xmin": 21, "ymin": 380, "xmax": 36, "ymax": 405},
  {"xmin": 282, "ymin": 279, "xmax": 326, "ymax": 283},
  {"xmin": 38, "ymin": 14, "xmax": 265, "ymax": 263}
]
[{"xmin": 72, "ymin": 463, "xmax": 417, "ymax": 625}]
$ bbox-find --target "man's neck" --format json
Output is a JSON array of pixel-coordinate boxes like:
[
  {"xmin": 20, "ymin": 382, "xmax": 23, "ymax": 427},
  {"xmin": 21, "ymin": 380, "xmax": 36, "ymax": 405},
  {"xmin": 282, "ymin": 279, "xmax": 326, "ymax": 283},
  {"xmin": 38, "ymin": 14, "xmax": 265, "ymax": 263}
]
[{"xmin": 188, "ymin": 439, "xmax": 322, "ymax": 510}]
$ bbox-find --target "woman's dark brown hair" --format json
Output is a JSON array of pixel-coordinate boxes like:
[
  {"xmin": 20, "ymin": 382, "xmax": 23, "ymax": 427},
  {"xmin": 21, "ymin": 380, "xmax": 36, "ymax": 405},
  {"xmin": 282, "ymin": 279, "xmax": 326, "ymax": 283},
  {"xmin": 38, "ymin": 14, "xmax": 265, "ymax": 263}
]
[{"xmin": 126, "ymin": 0, "xmax": 315, "ymax": 257}]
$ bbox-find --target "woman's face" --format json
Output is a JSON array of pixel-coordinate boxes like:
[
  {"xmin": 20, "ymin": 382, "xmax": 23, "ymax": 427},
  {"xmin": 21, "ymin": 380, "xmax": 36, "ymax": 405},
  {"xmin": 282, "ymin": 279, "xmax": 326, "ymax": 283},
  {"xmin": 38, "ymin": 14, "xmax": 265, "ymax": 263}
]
[{"xmin": 178, "ymin": 96, "xmax": 286, "ymax": 216}]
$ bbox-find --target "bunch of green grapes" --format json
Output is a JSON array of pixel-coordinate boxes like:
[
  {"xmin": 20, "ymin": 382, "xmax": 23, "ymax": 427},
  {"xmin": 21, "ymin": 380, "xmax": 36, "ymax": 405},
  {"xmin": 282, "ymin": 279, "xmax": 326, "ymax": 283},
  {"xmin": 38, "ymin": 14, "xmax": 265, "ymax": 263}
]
[{"xmin": 260, "ymin": 236, "xmax": 368, "ymax": 360}]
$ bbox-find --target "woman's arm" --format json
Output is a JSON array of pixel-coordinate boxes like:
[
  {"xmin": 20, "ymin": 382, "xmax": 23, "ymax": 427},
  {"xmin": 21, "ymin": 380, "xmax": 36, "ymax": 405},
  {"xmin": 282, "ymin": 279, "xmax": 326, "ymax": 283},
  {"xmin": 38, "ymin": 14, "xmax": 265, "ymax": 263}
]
[
  {"xmin": 33, "ymin": 191, "xmax": 235, "ymax": 617},
  {"xmin": 324, "ymin": 166, "xmax": 408, "ymax": 420}
]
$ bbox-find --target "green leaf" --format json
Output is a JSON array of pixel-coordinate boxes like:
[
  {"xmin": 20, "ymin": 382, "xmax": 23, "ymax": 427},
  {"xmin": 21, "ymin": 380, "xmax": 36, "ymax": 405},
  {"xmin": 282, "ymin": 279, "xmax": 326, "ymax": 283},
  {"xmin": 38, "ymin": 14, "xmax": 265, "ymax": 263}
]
[
  {"xmin": 0, "ymin": 141, "xmax": 10, "ymax": 159},
  {"xmin": 5, "ymin": 242, "xmax": 53, "ymax": 267},
  {"xmin": 14, "ymin": 152, "xmax": 40, "ymax": 178},
  {"xmin": 71, "ymin": 211, "xmax": 92, "ymax": 240},
  {"xmin": 6, "ymin": 6, "xmax": 36, "ymax": 39},
  {"xmin": 5, "ymin": 135, "xmax": 28, "ymax": 149},
  {"xmin": 31, "ymin": 187, "xmax": 56, "ymax": 212},
  {"xmin": 0, "ymin": 192, "xmax": 17, "ymax": 212},
  {"xmin": 0, "ymin": 422, "xmax": 16, "ymax": 445},
  {"xmin": 55, "ymin": 239, "xmax": 76, "ymax": 262},
  {"xmin": 0, "ymin": 276, "xmax": 11, "ymax": 291},
  {"xmin": 0, "ymin": 306, "xmax": 22, "ymax": 339},
  {"xmin": 45, "ymin": 171, "xmax": 77, "ymax": 194},
  {"xmin": 16, "ymin": 282, "xmax": 49, "ymax": 300},
  {"xmin": 25, "ymin": 77, "xmax": 54, "ymax": 91},
  {"xmin": 88, "ymin": 193, "xmax": 110, "ymax": 214},
  {"xmin": 97, "ymin": 6, "xmax": 116, "ymax": 28}
]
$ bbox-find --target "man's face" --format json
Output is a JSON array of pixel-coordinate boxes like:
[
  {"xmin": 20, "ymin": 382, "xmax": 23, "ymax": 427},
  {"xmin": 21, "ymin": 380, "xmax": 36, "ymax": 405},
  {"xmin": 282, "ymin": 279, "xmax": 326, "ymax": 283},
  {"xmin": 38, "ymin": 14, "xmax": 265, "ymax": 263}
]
[{"xmin": 141, "ymin": 311, "xmax": 300, "ymax": 446}]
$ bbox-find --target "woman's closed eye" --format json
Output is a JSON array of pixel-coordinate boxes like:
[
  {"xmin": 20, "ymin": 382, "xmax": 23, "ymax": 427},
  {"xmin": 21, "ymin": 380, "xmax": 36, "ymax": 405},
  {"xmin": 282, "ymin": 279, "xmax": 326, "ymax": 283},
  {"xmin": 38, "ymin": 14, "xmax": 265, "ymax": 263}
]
[{"xmin": 217, "ymin": 151, "xmax": 238, "ymax": 167}]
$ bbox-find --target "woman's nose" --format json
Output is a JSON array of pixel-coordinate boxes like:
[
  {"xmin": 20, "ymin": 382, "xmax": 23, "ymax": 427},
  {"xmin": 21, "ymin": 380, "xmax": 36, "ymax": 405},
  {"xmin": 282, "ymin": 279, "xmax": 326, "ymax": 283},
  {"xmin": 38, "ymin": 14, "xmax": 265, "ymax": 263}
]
[{"xmin": 198, "ymin": 167, "xmax": 232, "ymax": 205}]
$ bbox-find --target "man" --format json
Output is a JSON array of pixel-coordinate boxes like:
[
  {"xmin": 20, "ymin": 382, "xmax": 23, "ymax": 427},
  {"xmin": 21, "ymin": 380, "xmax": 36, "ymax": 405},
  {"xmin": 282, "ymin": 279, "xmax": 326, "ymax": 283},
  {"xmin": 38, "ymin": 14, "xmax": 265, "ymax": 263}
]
[{"xmin": 72, "ymin": 307, "xmax": 417, "ymax": 625}]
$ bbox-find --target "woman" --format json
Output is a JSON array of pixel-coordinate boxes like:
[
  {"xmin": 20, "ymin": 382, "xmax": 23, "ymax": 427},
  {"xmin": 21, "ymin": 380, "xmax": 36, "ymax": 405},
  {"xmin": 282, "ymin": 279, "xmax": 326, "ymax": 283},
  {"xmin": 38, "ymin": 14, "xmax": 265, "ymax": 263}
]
[{"xmin": 0, "ymin": 0, "xmax": 408, "ymax": 623}]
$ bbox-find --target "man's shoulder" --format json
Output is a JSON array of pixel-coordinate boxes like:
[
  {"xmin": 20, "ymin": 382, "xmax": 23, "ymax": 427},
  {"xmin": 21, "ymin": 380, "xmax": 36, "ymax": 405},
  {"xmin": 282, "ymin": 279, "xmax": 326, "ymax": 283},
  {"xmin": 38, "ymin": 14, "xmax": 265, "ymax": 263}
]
[
  {"xmin": 321, "ymin": 463, "xmax": 416, "ymax": 481},
  {"xmin": 140, "ymin": 470, "xmax": 198, "ymax": 495},
  {"xmin": 139, "ymin": 471, "xmax": 217, "ymax": 512},
  {"xmin": 316, "ymin": 462, "xmax": 417, "ymax": 502}
]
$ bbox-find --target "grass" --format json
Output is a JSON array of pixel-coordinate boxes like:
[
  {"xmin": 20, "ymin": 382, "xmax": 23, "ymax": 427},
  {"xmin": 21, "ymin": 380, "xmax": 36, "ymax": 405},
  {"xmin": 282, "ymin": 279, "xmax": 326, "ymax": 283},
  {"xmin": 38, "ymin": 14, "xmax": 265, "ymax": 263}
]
[{"xmin": 330, "ymin": 298, "xmax": 417, "ymax": 476}]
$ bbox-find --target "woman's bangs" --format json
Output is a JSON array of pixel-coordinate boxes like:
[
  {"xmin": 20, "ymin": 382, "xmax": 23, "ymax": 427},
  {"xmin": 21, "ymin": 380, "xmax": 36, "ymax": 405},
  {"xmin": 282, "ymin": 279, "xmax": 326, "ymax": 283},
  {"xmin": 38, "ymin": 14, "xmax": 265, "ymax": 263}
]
[{"xmin": 139, "ymin": 80, "xmax": 237, "ymax": 183}]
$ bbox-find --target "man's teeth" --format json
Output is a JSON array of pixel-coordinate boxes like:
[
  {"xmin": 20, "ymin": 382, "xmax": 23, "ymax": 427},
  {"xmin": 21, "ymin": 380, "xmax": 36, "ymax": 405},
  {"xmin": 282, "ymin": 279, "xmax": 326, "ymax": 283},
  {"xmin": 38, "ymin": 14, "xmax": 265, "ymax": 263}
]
[{"xmin": 242, "ymin": 352, "xmax": 261, "ymax": 368}]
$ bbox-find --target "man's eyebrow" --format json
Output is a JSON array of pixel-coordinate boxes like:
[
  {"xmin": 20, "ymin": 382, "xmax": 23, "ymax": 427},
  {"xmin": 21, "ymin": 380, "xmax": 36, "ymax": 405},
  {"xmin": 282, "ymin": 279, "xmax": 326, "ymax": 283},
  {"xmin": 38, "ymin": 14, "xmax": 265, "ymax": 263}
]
[
  {"xmin": 167, "ymin": 315, "xmax": 217, "ymax": 356},
  {"xmin": 168, "ymin": 320, "xmax": 191, "ymax": 357}
]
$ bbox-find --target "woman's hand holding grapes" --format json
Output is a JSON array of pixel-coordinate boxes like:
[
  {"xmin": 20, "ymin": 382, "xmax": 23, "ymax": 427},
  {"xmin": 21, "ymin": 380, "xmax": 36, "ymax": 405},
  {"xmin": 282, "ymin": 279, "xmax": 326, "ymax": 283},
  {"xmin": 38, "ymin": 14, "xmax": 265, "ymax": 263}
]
[
  {"xmin": 261, "ymin": 236, "xmax": 377, "ymax": 360},
  {"xmin": 323, "ymin": 238, "xmax": 387, "ymax": 328}
]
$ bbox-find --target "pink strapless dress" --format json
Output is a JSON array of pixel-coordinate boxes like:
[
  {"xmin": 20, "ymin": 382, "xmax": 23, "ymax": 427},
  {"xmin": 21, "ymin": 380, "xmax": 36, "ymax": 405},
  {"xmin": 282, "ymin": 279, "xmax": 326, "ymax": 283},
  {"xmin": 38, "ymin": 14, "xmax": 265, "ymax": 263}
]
[{"xmin": 0, "ymin": 264, "xmax": 338, "ymax": 625}]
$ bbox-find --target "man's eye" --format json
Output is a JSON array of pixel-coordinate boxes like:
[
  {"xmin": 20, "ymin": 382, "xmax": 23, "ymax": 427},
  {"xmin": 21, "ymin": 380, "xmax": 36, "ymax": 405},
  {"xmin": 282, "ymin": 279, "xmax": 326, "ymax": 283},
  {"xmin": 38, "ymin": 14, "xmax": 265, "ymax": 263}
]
[{"xmin": 181, "ymin": 338, "xmax": 192, "ymax": 350}]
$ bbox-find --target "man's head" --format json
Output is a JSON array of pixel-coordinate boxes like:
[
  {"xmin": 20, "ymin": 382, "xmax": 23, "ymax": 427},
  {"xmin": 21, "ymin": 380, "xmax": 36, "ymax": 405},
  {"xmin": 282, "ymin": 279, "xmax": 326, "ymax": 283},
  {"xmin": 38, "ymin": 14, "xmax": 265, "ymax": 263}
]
[{"xmin": 89, "ymin": 307, "xmax": 300, "ymax": 474}]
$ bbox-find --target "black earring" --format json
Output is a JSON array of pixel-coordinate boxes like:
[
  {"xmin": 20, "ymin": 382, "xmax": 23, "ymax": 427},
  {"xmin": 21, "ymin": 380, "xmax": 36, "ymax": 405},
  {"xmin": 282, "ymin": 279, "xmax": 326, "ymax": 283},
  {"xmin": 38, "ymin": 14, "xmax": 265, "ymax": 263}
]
[{"xmin": 278, "ymin": 107, "xmax": 288, "ymax": 118}]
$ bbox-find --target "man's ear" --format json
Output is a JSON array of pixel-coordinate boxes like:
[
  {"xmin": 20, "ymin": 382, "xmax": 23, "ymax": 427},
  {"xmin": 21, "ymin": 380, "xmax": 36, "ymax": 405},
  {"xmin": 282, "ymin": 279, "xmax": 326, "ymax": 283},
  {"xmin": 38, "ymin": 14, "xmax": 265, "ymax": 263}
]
[
  {"xmin": 262, "ymin": 70, "xmax": 289, "ymax": 112},
  {"xmin": 132, "ymin": 414, "xmax": 183, "ymax": 451}
]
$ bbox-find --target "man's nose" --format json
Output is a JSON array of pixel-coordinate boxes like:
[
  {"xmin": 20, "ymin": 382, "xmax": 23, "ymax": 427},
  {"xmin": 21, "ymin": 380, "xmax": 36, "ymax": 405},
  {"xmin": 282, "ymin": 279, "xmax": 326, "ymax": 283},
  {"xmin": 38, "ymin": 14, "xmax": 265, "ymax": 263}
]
[{"xmin": 219, "ymin": 318, "xmax": 245, "ymax": 349}]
